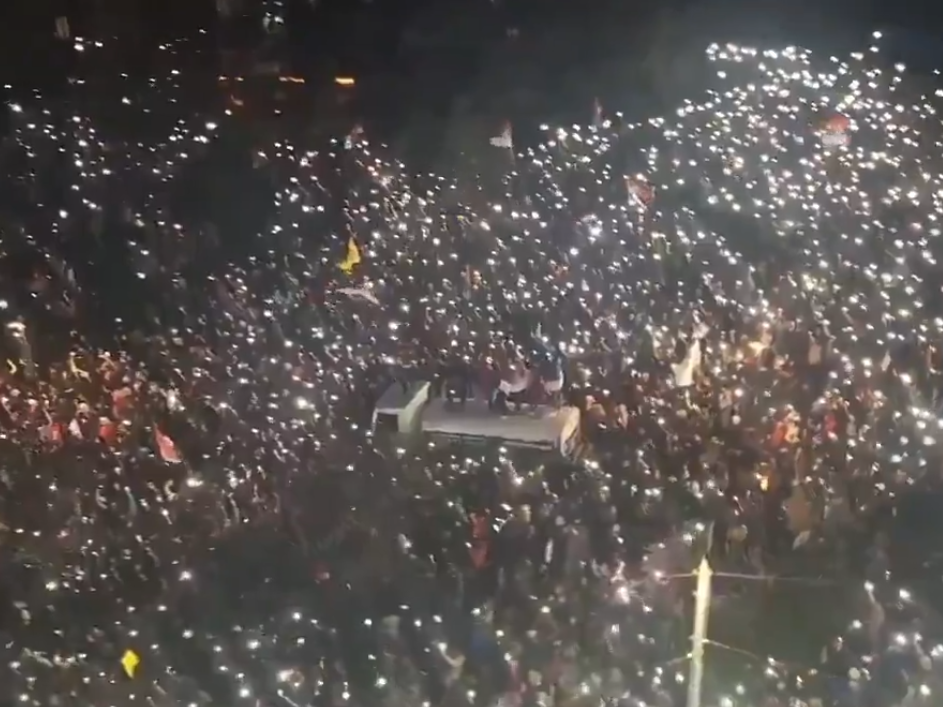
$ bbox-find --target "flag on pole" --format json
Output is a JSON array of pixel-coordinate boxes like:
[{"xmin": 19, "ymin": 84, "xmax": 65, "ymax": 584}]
[
  {"xmin": 154, "ymin": 428, "xmax": 183, "ymax": 464},
  {"xmin": 345, "ymin": 124, "xmax": 365, "ymax": 149},
  {"xmin": 672, "ymin": 339, "xmax": 702, "ymax": 388},
  {"xmin": 593, "ymin": 98, "xmax": 604, "ymax": 129},
  {"xmin": 470, "ymin": 542, "xmax": 488, "ymax": 568},
  {"xmin": 336, "ymin": 286, "xmax": 380, "ymax": 305},
  {"xmin": 54, "ymin": 16, "xmax": 70, "ymax": 40},
  {"xmin": 41, "ymin": 418, "xmax": 63, "ymax": 445},
  {"xmin": 121, "ymin": 649, "xmax": 140, "ymax": 678},
  {"xmin": 98, "ymin": 417, "xmax": 118, "ymax": 446},
  {"xmin": 68, "ymin": 418, "xmax": 83, "ymax": 439},
  {"xmin": 489, "ymin": 122, "xmax": 513, "ymax": 150},
  {"xmin": 338, "ymin": 237, "xmax": 362, "ymax": 274},
  {"xmin": 627, "ymin": 176, "xmax": 654, "ymax": 208}
]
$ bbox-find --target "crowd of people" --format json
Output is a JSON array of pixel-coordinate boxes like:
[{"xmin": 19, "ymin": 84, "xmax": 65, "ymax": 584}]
[{"xmin": 0, "ymin": 29, "xmax": 942, "ymax": 707}]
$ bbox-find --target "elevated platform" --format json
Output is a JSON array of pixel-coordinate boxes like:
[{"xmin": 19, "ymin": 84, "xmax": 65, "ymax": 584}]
[
  {"xmin": 421, "ymin": 398, "xmax": 580, "ymax": 455},
  {"xmin": 372, "ymin": 380, "xmax": 432, "ymax": 433}
]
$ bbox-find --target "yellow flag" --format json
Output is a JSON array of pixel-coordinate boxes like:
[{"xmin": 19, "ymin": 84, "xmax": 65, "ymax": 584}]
[
  {"xmin": 121, "ymin": 649, "xmax": 140, "ymax": 678},
  {"xmin": 338, "ymin": 237, "xmax": 362, "ymax": 274}
]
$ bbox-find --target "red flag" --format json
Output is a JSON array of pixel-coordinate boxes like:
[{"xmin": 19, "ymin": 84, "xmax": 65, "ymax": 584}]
[
  {"xmin": 471, "ymin": 514, "xmax": 489, "ymax": 540},
  {"xmin": 345, "ymin": 124, "xmax": 364, "ymax": 149},
  {"xmin": 771, "ymin": 421, "xmax": 787, "ymax": 448},
  {"xmin": 42, "ymin": 420, "xmax": 64, "ymax": 445},
  {"xmin": 627, "ymin": 177, "xmax": 654, "ymax": 207},
  {"xmin": 154, "ymin": 428, "xmax": 182, "ymax": 464},
  {"xmin": 112, "ymin": 387, "xmax": 133, "ymax": 418},
  {"xmin": 470, "ymin": 542, "xmax": 489, "ymax": 569},
  {"xmin": 98, "ymin": 417, "xmax": 118, "ymax": 446}
]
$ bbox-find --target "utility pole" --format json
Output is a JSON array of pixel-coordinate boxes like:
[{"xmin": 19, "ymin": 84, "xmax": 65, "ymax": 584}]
[
  {"xmin": 687, "ymin": 556, "xmax": 713, "ymax": 707},
  {"xmin": 687, "ymin": 524, "xmax": 714, "ymax": 707},
  {"xmin": 679, "ymin": 526, "xmax": 832, "ymax": 707}
]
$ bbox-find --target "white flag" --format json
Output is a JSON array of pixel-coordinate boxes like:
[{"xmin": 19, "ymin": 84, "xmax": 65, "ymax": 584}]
[
  {"xmin": 345, "ymin": 124, "xmax": 365, "ymax": 149},
  {"xmin": 672, "ymin": 339, "xmax": 701, "ymax": 388},
  {"xmin": 792, "ymin": 529, "xmax": 812, "ymax": 549},
  {"xmin": 489, "ymin": 123, "xmax": 513, "ymax": 150},
  {"xmin": 68, "ymin": 418, "xmax": 83, "ymax": 439},
  {"xmin": 55, "ymin": 17, "xmax": 70, "ymax": 40},
  {"xmin": 337, "ymin": 286, "xmax": 380, "ymax": 306}
]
